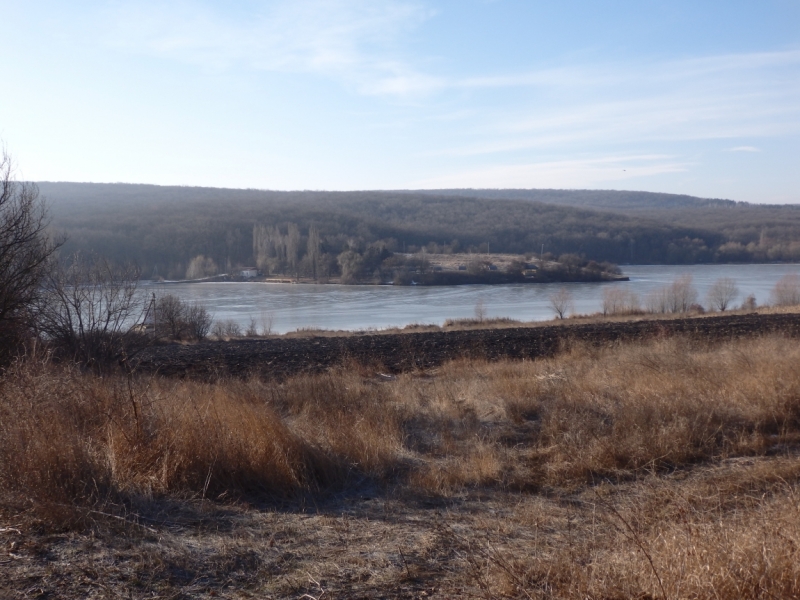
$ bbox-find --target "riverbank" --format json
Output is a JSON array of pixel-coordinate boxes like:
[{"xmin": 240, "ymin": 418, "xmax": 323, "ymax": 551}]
[{"xmin": 134, "ymin": 309, "xmax": 800, "ymax": 380}]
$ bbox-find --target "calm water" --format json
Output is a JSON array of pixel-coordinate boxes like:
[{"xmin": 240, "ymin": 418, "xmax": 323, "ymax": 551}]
[{"xmin": 145, "ymin": 264, "xmax": 800, "ymax": 335}]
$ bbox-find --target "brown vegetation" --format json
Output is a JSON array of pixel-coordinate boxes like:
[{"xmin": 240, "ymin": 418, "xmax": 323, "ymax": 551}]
[{"xmin": 2, "ymin": 334, "xmax": 800, "ymax": 597}]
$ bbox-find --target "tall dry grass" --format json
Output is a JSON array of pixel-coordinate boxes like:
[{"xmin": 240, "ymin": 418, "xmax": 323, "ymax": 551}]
[
  {"xmin": 1, "ymin": 335, "xmax": 800, "ymax": 514},
  {"xmin": 399, "ymin": 335, "xmax": 800, "ymax": 492},
  {"xmin": 3, "ymin": 335, "xmax": 800, "ymax": 597},
  {"xmin": 448, "ymin": 457, "xmax": 800, "ymax": 599}
]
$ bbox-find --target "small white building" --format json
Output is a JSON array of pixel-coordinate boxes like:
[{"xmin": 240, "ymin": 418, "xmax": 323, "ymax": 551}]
[{"xmin": 240, "ymin": 267, "xmax": 258, "ymax": 279}]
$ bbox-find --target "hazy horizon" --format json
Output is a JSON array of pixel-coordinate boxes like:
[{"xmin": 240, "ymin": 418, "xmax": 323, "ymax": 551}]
[{"xmin": 29, "ymin": 181, "xmax": 784, "ymax": 207}]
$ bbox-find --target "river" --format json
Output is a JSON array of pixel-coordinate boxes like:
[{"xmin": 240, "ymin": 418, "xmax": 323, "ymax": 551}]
[{"xmin": 144, "ymin": 264, "xmax": 800, "ymax": 335}]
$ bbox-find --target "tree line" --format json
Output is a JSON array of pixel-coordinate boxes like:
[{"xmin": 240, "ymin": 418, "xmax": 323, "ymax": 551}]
[{"xmin": 38, "ymin": 182, "xmax": 800, "ymax": 281}]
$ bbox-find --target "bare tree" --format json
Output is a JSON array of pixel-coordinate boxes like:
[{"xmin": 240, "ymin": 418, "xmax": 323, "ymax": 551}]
[
  {"xmin": 602, "ymin": 287, "xmax": 640, "ymax": 316},
  {"xmin": 337, "ymin": 249, "xmax": 363, "ymax": 284},
  {"xmin": 153, "ymin": 293, "xmax": 213, "ymax": 341},
  {"xmin": 645, "ymin": 274, "xmax": 699, "ymax": 314},
  {"xmin": 0, "ymin": 150, "xmax": 60, "ymax": 362},
  {"xmin": 666, "ymin": 274, "xmax": 698, "ymax": 313},
  {"xmin": 36, "ymin": 253, "xmax": 146, "ymax": 369},
  {"xmin": 185, "ymin": 302, "xmax": 213, "ymax": 341},
  {"xmin": 707, "ymin": 277, "xmax": 739, "ymax": 312},
  {"xmin": 259, "ymin": 311, "xmax": 274, "ymax": 336},
  {"xmin": 307, "ymin": 224, "xmax": 321, "ymax": 281},
  {"xmin": 474, "ymin": 298, "xmax": 487, "ymax": 322},
  {"xmin": 549, "ymin": 287, "xmax": 574, "ymax": 319},
  {"xmin": 644, "ymin": 286, "xmax": 670, "ymax": 314},
  {"xmin": 245, "ymin": 317, "xmax": 259, "ymax": 337},
  {"xmin": 185, "ymin": 255, "xmax": 217, "ymax": 280},
  {"xmin": 770, "ymin": 273, "xmax": 800, "ymax": 307},
  {"xmin": 156, "ymin": 294, "xmax": 187, "ymax": 339},
  {"xmin": 286, "ymin": 222, "xmax": 301, "ymax": 277},
  {"xmin": 212, "ymin": 319, "xmax": 241, "ymax": 339},
  {"xmin": 740, "ymin": 294, "xmax": 757, "ymax": 311}
]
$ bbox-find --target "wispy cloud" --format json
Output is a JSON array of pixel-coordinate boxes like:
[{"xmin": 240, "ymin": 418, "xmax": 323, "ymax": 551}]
[
  {"xmin": 102, "ymin": 0, "xmax": 438, "ymax": 94},
  {"xmin": 97, "ymin": 2, "xmax": 800, "ymax": 192},
  {"xmin": 101, "ymin": 0, "xmax": 800, "ymax": 128},
  {"xmin": 415, "ymin": 154, "xmax": 690, "ymax": 189},
  {"xmin": 432, "ymin": 49, "xmax": 800, "ymax": 157}
]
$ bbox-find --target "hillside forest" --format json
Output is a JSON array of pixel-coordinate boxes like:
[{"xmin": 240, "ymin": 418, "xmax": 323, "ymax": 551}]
[{"xmin": 38, "ymin": 183, "xmax": 800, "ymax": 281}]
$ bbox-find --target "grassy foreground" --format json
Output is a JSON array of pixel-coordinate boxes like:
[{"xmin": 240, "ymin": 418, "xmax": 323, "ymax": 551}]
[{"xmin": 2, "ymin": 335, "xmax": 800, "ymax": 598}]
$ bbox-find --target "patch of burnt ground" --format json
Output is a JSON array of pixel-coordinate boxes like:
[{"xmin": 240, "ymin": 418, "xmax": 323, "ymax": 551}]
[{"xmin": 134, "ymin": 312, "xmax": 800, "ymax": 380}]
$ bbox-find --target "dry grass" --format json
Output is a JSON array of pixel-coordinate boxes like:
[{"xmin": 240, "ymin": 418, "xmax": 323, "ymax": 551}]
[
  {"xmin": 440, "ymin": 456, "xmax": 800, "ymax": 599},
  {"xmin": 2, "ymin": 334, "xmax": 800, "ymax": 597},
  {"xmin": 3, "ymin": 334, "xmax": 800, "ymax": 504}
]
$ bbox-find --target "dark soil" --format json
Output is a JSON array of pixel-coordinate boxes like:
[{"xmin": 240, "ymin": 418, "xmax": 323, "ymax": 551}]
[{"xmin": 134, "ymin": 312, "xmax": 800, "ymax": 380}]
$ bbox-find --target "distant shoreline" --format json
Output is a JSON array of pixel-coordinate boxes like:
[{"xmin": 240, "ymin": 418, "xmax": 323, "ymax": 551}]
[
  {"xmin": 149, "ymin": 252, "xmax": 627, "ymax": 286},
  {"xmin": 150, "ymin": 273, "xmax": 630, "ymax": 286}
]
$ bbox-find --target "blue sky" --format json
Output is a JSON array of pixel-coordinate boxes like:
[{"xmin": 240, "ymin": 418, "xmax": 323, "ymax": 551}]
[{"xmin": 1, "ymin": 1, "xmax": 799, "ymax": 202}]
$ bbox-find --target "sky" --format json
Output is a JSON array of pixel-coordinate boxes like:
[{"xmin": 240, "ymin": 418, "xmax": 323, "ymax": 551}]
[{"xmin": 1, "ymin": 1, "xmax": 799, "ymax": 203}]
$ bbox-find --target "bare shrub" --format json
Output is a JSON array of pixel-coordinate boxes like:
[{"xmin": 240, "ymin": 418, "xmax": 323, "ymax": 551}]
[
  {"xmin": 467, "ymin": 258, "xmax": 490, "ymax": 275},
  {"xmin": 212, "ymin": 319, "xmax": 242, "ymax": 339},
  {"xmin": 259, "ymin": 311, "xmax": 274, "ymax": 336},
  {"xmin": 152, "ymin": 294, "xmax": 213, "ymax": 341},
  {"xmin": 156, "ymin": 294, "xmax": 187, "ymax": 339},
  {"xmin": 645, "ymin": 274, "xmax": 698, "ymax": 313},
  {"xmin": 741, "ymin": 293, "xmax": 758, "ymax": 311},
  {"xmin": 601, "ymin": 287, "xmax": 640, "ymax": 316},
  {"xmin": 548, "ymin": 287, "xmax": 573, "ymax": 319},
  {"xmin": 644, "ymin": 286, "xmax": 669, "ymax": 313},
  {"xmin": 184, "ymin": 301, "xmax": 213, "ymax": 341},
  {"xmin": 706, "ymin": 277, "xmax": 739, "ymax": 311},
  {"xmin": 770, "ymin": 272, "xmax": 800, "ymax": 306},
  {"xmin": 667, "ymin": 273, "xmax": 698, "ymax": 312},
  {"xmin": 473, "ymin": 298, "xmax": 487, "ymax": 322},
  {"xmin": 245, "ymin": 317, "xmax": 259, "ymax": 337},
  {"xmin": 36, "ymin": 253, "xmax": 146, "ymax": 369}
]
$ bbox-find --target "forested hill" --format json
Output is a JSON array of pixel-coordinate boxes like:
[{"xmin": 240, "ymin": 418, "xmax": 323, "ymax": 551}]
[
  {"xmin": 414, "ymin": 188, "xmax": 800, "ymax": 263},
  {"xmin": 409, "ymin": 188, "xmax": 742, "ymax": 211},
  {"xmin": 36, "ymin": 182, "xmax": 800, "ymax": 280}
]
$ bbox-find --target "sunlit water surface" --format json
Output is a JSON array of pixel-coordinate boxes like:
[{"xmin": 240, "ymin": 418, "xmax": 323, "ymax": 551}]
[{"xmin": 144, "ymin": 264, "xmax": 800, "ymax": 335}]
